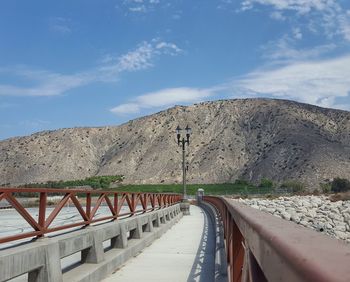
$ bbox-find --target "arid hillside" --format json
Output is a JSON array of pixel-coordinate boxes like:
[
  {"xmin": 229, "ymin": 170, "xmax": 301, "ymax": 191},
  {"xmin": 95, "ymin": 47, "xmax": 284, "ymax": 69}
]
[{"xmin": 1, "ymin": 99, "xmax": 350, "ymax": 188}]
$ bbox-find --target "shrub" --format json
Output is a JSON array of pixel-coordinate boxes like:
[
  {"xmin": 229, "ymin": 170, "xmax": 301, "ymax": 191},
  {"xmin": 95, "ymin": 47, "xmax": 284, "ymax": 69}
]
[
  {"xmin": 259, "ymin": 178, "xmax": 274, "ymax": 189},
  {"xmin": 241, "ymin": 186, "xmax": 249, "ymax": 198},
  {"xmin": 280, "ymin": 180, "xmax": 305, "ymax": 193},
  {"xmin": 320, "ymin": 183, "xmax": 331, "ymax": 194},
  {"xmin": 234, "ymin": 179, "xmax": 249, "ymax": 186},
  {"xmin": 21, "ymin": 175, "xmax": 124, "ymax": 189},
  {"xmin": 331, "ymin": 178, "xmax": 350, "ymax": 193}
]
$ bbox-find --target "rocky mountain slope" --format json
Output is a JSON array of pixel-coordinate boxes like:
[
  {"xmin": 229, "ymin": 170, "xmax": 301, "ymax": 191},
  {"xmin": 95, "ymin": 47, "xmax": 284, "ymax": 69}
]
[{"xmin": 1, "ymin": 99, "xmax": 350, "ymax": 188}]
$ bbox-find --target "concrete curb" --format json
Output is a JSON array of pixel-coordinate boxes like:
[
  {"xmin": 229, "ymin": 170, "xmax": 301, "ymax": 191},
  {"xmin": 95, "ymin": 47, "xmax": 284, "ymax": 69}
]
[
  {"xmin": 0, "ymin": 204, "xmax": 182, "ymax": 282},
  {"xmin": 199, "ymin": 202, "xmax": 228, "ymax": 282}
]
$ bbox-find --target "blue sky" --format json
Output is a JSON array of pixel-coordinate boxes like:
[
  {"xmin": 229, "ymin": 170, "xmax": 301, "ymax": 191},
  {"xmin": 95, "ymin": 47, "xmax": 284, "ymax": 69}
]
[{"xmin": 1, "ymin": 0, "xmax": 350, "ymax": 140}]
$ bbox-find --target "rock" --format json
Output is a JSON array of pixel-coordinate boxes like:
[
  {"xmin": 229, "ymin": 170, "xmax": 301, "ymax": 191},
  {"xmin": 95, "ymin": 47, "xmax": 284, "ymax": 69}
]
[
  {"xmin": 306, "ymin": 210, "xmax": 317, "ymax": 218},
  {"xmin": 329, "ymin": 213, "xmax": 343, "ymax": 221},
  {"xmin": 330, "ymin": 208, "xmax": 340, "ymax": 214},
  {"xmin": 285, "ymin": 208, "xmax": 296, "ymax": 214},
  {"xmin": 281, "ymin": 212, "xmax": 291, "ymax": 221},
  {"xmin": 335, "ymin": 225, "xmax": 347, "ymax": 232},
  {"xmin": 298, "ymin": 207, "xmax": 308, "ymax": 213},
  {"xmin": 261, "ymin": 207, "xmax": 275, "ymax": 214},
  {"xmin": 314, "ymin": 223, "xmax": 326, "ymax": 232},
  {"xmin": 240, "ymin": 195, "xmax": 350, "ymax": 243},
  {"xmin": 343, "ymin": 212, "xmax": 350, "ymax": 223},
  {"xmin": 299, "ymin": 221, "xmax": 309, "ymax": 227},
  {"xmin": 334, "ymin": 231, "xmax": 347, "ymax": 240},
  {"xmin": 291, "ymin": 214, "xmax": 301, "ymax": 223},
  {"xmin": 276, "ymin": 207, "xmax": 285, "ymax": 213}
]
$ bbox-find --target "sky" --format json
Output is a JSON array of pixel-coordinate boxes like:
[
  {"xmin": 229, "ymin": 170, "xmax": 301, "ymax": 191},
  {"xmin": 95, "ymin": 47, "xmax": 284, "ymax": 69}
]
[{"xmin": 1, "ymin": 0, "xmax": 350, "ymax": 140}]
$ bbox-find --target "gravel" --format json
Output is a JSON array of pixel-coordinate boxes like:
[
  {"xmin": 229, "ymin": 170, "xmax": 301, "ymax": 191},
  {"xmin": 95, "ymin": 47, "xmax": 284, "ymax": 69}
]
[{"xmin": 238, "ymin": 195, "xmax": 350, "ymax": 243}]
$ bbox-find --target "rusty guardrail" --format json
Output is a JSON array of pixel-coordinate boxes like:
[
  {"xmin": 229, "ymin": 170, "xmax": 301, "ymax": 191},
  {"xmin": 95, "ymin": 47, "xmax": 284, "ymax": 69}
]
[
  {"xmin": 0, "ymin": 188, "xmax": 181, "ymax": 244},
  {"xmin": 204, "ymin": 196, "xmax": 350, "ymax": 282}
]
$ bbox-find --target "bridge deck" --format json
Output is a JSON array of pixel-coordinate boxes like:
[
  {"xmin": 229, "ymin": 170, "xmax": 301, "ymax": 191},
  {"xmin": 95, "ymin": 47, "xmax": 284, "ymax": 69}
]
[{"xmin": 103, "ymin": 205, "xmax": 215, "ymax": 282}]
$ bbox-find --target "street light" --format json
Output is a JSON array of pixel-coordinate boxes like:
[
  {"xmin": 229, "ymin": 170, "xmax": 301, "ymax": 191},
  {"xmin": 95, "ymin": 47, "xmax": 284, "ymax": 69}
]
[{"xmin": 176, "ymin": 125, "xmax": 191, "ymax": 200}]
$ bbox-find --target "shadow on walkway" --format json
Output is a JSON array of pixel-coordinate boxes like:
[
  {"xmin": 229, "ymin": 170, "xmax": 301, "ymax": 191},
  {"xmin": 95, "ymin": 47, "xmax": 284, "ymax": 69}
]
[{"xmin": 187, "ymin": 206, "xmax": 215, "ymax": 282}]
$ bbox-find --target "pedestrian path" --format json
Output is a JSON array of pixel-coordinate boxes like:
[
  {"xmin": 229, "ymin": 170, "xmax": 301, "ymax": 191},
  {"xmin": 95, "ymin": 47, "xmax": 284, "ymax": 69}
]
[{"xmin": 103, "ymin": 205, "xmax": 215, "ymax": 282}]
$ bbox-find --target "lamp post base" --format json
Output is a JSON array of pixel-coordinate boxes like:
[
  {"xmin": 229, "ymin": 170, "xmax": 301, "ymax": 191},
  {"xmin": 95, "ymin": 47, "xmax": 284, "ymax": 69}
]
[{"xmin": 180, "ymin": 198, "xmax": 190, "ymax": 215}]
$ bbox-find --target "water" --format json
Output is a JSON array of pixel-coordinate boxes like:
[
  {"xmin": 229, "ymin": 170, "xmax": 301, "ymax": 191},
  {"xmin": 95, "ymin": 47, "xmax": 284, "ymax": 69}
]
[{"xmin": 0, "ymin": 204, "xmax": 147, "ymax": 249}]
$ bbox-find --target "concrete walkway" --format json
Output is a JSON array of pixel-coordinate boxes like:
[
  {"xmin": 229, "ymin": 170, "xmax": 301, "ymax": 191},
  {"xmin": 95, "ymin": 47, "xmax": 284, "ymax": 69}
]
[{"xmin": 103, "ymin": 205, "xmax": 215, "ymax": 282}]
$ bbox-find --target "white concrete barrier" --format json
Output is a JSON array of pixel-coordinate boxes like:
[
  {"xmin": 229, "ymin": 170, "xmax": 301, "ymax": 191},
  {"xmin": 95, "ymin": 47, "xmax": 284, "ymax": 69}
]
[{"xmin": 0, "ymin": 204, "xmax": 182, "ymax": 282}]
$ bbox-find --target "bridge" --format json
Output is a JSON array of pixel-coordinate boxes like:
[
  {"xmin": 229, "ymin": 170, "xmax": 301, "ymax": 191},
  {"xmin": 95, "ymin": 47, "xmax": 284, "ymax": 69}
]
[{"xmin": 0, "ymin": 188, "xmax": 350, "ymax": 282}]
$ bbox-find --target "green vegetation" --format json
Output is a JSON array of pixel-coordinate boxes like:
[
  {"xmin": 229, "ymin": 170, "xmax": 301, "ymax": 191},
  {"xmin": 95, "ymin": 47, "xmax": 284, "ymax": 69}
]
[
  {"xmin": 259, "ymin": 178, "xmax": 274, "ymax": 189},
  {"xmin": 111, "ymin": 180, "xmax": 274, "ymax": 195},
  {"xmin": 320, "ymin": 182, "xmax": 332, "ymax": 193},
  {"xmin": 21, "ymin": 175, "xmax": 123, "ymax": 189},
  {"xmin": 280, "ymin": 180, "xmax": 305, "ymax": 193},
  {"xmin": 331, "ymin": 177, "xmax": 350, "ymax": 193},
  {"xmin": 23, "ymin": 175, "xmax": 350, "ymax": 197}
]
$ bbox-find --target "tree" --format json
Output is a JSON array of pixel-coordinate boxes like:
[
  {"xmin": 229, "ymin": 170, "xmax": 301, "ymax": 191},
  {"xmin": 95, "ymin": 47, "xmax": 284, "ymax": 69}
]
[
  {"xmin": 331, "ymin": 178, "xmax": 350, "ymax": 193},
  {"xmin": 259, "ymin": 178, "xmax": 274, "ymax": 189}
]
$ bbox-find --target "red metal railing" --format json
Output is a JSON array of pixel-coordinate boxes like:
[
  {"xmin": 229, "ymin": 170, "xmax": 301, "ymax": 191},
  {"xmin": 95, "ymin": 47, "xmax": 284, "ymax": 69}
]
[
  {"xmin": 204, "ymin": 196, "xmax": 350, "ymax": 282},
  {"xmin": 0, "ymin": 188, "xmax": 181, "ymax": 244}
]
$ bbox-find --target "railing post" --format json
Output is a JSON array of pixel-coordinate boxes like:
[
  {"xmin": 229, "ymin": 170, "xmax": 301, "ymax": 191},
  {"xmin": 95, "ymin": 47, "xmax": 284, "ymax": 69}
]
[
  {"xmin": 28, "ymin": 239, "xmax": 62, "ymax": 282},
  {"xmin": 111, "ymin": 222, "xmax": 128, "ymax": 249},
  {"xmin": 38, "ymin": 192, "xmax": 47, "ymax": 236},
  {"xmin": 130, "ymin": 218, "xmax": 143, "ymax": 239},
  {"xmin": 81, "ymin": 229, "xmax": 105, "ymax": 264},
  {"xmin": 86, "ymin": 193, "xmax": 91, "ymax": 221}
]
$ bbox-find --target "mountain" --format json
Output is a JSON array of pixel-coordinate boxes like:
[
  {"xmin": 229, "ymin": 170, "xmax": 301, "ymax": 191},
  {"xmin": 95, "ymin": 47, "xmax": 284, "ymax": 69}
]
[{"xmin": 1, "ymin": 99, "xmax": 350, "ymax": 188}]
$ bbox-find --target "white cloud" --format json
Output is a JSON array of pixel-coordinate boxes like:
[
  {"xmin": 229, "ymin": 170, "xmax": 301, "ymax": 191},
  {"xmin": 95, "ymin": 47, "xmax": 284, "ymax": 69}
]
[
  {"xmin": 233, "ymin": 55, "xmax": 350, "ymax": 109},
  {"xmin": 116, "ymin": 40, "xmax": 182, "ymax": 72},
  {"xmin": 110, "ymin": 87, "xmax": 215, "ymax": 115},
  {"xmin": 129, "ymin": 5, "xmax": 147, "ymax": 12},
  {"xmin": 117, "ymin": 42, "xmax": 154, "ymax": 72},
  {"xmin": 239, "ymin": 0, "xmax": 350, "ymax": 42},
  {"xmin": 292, "ymin": 27, "xmax": 302, "ymax": 40},
  {"xmin": 261, "ymin": 35, "xmax": 336, "ymax": 62},
  {"xmin": 0, "ymin": 70, "xmax": 92, "ymax": 96},
  {"xmin": 98, "ymin": 40, "xmax": 182, "ymax": 77},
  {"xmin": 172, "ymin": 12, "xmax": 182, "ymax": 20},
  {"xmin": 49, "ymin": 17, "xmax": 72, "ymax": 34},
  {"xmin": 0, "ymin": 39, "xmax": 183, "ymax": 97},
  {"xmin": 122, "ymin": 0, "xmax": 163, "ymax": 13},
  {"xmin": 111, "ymin": 50, "xmax": 350, "ymax": 116},
  {"xmin": 241, "ymin": 0, "xmax": 336, "ymax": 14},
  {"xmin": 270, "ymin": 11, "xmax": 286, "ymax": 21},
  {"xmin": 155, "ymin": 42, "xmax": 183, "ymax": 55},
  {"xmin": 135, "ymin": 87, "xmax": 212, "ymax": 107},
  {"xmin": 19, "ymin": 119, "xmax": 51, "ymax": 129},
  {"xmin": 338, "ymin": 14, "xmax": 350, "ymax": 41},
  {"xmin": 110, "ymin": 103, "xmax": 140, "ymax": 115}
]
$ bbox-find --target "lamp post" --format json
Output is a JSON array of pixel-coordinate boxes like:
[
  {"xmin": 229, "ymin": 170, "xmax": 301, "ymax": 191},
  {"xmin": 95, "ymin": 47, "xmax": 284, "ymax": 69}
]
[
  {"xmin": 176, "ymin": 125, "xmax": 192, "ymax": 199},
  {"xmin": 176, "ymin": 125, "xmax": 191, "ymax": 214}
]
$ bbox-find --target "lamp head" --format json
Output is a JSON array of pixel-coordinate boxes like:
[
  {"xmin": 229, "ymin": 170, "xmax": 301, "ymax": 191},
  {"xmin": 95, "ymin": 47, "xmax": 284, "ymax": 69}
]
[
  {"xmin": 185, "ymin": 125, "xmax": 192, "ymax": 135},
  {"xmin": 176, "ymin": 125, "xmax": 182, "ymax": 135},
  {"xmin": 176, "ymin": 125, "xmax": 182, "ymax": 145},
  {"xmin": 185, "ymin": 125, "xmax": 191, "ymax": 144}
]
